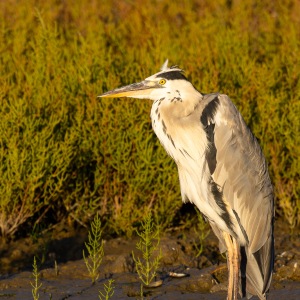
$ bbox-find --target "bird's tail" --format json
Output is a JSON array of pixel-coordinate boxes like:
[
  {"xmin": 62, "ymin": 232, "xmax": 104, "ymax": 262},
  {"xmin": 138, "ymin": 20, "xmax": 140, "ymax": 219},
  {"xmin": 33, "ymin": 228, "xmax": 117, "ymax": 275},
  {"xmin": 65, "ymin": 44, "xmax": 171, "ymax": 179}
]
[{"xmin": 241, "ymin": 230, "xmax": 274, "ymax": 299}]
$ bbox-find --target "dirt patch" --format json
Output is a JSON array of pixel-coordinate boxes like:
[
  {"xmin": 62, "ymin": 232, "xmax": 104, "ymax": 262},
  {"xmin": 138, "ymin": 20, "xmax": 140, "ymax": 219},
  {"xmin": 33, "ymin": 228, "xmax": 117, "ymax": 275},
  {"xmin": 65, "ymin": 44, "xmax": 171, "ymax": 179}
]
[{"xmin": 0, "ymin": 220, "xmax": 300, "ymax": 299}]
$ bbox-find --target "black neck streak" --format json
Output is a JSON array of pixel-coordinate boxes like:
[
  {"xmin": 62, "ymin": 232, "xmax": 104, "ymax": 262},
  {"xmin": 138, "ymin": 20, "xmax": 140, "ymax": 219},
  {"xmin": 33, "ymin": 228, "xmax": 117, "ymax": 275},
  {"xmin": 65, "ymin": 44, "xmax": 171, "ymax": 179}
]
[
  {"xmin": 160, "ymin": 119, "xmax": 177, "ymax": 149},
  {"xmin": 170, "ymin": 90, "xmax": 183, "ymax": 103}
]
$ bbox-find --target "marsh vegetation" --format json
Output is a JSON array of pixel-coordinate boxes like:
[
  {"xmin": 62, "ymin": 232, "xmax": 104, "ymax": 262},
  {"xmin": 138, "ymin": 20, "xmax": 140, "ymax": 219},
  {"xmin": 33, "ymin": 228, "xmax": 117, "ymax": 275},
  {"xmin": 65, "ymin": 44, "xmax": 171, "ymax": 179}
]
[
  {"xmin": 0, "ymin": 0, "xmax": 300, "ymax": 298},
  {"xmin": 1, "ymin": 0, "xmax": 299, "ymax": 241}
]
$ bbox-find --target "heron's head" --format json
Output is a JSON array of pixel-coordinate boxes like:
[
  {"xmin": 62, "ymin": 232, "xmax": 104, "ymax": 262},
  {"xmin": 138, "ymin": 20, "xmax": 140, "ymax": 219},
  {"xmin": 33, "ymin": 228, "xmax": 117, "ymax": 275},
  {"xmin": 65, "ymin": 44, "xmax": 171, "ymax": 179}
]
[{"xmin": 98, "ymin": 60, "xmax": 197, "ymax": 101}]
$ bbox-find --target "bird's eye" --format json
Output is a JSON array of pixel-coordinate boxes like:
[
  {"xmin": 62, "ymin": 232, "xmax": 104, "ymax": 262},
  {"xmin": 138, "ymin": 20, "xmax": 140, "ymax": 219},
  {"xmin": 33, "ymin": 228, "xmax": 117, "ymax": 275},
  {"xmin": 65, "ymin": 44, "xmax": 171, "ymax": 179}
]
[{"xmin": 159, "ymin": 79, "xmax": 166, "ymax": 85}]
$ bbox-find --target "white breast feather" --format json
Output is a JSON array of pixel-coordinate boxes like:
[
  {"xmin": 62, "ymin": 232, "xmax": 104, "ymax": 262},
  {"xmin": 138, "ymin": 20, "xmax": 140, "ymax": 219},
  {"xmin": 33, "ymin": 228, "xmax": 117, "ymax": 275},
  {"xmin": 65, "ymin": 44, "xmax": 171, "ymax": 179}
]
[{"xmin": 150, "ymin": 97, "xmax": 235, "ymax": 233}]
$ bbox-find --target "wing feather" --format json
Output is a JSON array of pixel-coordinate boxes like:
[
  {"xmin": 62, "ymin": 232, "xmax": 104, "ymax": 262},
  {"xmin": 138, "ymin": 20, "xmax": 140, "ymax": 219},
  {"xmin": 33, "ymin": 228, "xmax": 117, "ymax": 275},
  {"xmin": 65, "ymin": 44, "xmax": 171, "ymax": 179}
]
[
  {"xmin": 209, "ymin": 94, "xmax": 274, "ymax": 297},
  {"xmin": 212, "ymin": 94, "xmax": 273, "ymax": 253}
]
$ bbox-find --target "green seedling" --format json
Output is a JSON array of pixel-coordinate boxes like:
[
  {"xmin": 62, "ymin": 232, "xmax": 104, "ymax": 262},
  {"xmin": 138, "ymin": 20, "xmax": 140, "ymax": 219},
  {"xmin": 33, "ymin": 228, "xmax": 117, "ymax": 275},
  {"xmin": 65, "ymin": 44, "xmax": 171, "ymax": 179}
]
[
  {"xmin": 132, "ymin": 212, "xmax": 162, "ymax": 296},
  {"xmin": 98, "ymin": 279, "xmax": 115, "ymax": 300},
  {"xmin": 83, "ymin": 214, "xmax": 104, "ymax": 284},
  {"xmin": 31, "ymin": 256, "xmax": 42, "ymax": 300},
  {"xmin": 54, "ymin": 260, "xmax": 59, "ymax": 277}
]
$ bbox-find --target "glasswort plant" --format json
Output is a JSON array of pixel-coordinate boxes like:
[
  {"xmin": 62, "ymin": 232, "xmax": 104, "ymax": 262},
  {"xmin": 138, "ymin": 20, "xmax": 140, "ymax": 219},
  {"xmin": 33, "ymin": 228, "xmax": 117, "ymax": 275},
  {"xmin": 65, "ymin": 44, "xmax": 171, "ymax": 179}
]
[
  {"xmin": 132, "ymin": 212, "xmax": 162, "ymax": 288},
  {"xmin": 98, "ymin": 279, "xmax": 115, "ymax": 300},
  {"xmin": 31, "ymin": 256, "xmax": 42, "ymax": 300},
  {"xmin": 83, "ymin": 214, "xmax": 104, "ymax": 284}
]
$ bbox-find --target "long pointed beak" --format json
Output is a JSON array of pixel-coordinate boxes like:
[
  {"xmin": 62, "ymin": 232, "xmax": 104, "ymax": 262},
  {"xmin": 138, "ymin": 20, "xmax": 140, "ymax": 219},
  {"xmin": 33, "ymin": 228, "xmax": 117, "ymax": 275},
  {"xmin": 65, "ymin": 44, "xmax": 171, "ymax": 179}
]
[{"xmin": 98, "ymin": 80, "xmax": 158, "ymax": 98}]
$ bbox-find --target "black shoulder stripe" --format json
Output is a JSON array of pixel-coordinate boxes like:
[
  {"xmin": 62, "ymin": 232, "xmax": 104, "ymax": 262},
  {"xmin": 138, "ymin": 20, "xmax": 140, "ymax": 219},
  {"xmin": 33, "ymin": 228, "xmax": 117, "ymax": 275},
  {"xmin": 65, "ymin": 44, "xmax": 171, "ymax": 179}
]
[
  {"xmin": 201, "ymin": 96, "xmax": 220, "ymax": 175},
  {"xmin": 200, "ymin": 96, "xmax": 220, "ymax": 127},
  {"xmin": 205, "ymin": 123, "xmax": 217, "ymax": 174}
]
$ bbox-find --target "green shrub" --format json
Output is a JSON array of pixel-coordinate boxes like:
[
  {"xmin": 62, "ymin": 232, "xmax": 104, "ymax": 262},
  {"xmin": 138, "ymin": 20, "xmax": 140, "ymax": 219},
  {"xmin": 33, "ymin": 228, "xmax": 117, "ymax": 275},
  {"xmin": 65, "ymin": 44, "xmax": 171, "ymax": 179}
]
[{"xmin": 0, "ymin": 0, "xmax": 299, "ymax": 238}]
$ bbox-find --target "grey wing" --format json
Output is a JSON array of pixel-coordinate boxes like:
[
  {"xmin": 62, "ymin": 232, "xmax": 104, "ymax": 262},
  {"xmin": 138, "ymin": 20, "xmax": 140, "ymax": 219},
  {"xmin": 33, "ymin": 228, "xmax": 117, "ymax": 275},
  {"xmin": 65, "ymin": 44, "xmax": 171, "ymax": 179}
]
[
  {"xmin": 211, "ymin": 94, "xmax": 274, "ymax": 253},
  {"xmin": 209, "ymin": 94, "xmax": 274, "ymax": 296}
]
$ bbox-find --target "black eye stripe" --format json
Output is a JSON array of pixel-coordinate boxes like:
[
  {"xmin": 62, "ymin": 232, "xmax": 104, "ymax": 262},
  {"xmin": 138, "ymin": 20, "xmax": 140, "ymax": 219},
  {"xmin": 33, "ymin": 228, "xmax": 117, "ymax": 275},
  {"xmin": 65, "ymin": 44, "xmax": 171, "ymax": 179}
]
[{"xmin": 157, "ymin": 71, "xmax": 187, "ymax": 81}]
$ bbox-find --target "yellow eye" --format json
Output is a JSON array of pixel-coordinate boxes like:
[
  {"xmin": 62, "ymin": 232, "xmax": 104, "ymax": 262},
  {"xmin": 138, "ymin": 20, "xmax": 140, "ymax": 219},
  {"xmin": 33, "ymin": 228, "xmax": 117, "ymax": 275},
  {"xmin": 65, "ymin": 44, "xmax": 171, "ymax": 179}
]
[{"xmin": 159, "ymin": 79, "xmax": 166, "ymax": 85}]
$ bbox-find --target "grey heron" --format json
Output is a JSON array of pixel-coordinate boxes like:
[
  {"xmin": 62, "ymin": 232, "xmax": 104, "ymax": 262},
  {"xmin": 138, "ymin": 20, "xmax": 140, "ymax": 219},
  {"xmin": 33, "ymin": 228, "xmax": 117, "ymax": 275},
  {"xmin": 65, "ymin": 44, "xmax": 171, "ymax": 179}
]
[{"xmin": 99, "ymin": 60, "xmax": 274, "ymax": 299}]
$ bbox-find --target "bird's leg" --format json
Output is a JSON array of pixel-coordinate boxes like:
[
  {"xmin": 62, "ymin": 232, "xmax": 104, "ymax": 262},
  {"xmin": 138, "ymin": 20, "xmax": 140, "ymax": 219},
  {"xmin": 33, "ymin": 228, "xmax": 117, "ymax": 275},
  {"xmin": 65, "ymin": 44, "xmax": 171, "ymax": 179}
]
[
  {"xmin": 232, "ymin": 237, "xmax": 240, "ymax": 300},
  {"xmin": 223, "ymin": 232, "xmax": 239, "ymax": 300}
]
